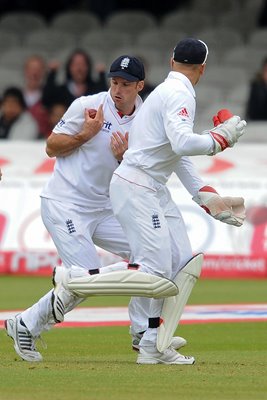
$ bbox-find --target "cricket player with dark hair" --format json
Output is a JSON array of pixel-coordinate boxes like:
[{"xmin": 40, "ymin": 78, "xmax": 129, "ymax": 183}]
[{"xmin": 109, "ymin": 38, "xmax": 246, "ymax": 365}]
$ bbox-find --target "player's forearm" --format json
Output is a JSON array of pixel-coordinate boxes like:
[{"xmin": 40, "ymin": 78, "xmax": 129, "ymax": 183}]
[
  {"xmin": 171, "ymin": 132, "xmax": 214, "ymax": 156},
  {"xmin": 175, "ymin": 156, "xmax": 205, "ymax": 197},
  {"xmin": 46, "ymin": 132, "xmax": 89, "ymax": 157},
  {"xmin": 166, "ymin": 119, "xmax": 214, "ymax": 156}
]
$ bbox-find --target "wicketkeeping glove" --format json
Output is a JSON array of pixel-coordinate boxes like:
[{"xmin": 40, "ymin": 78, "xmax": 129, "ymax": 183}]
[
  {"xmin": 202, "ymin": 115, "xmax": 247, "ymax": 155},
  {"xmin": 212, "ymin": 109, "xmax": 233, "ymax": 127},
  {"xmin": 193, "ymin": 186, "xmax": 246, "ymax": 227}
]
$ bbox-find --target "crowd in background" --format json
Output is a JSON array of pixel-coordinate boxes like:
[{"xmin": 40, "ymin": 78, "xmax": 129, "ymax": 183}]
[
  {"xmin": 0, "ymin": 49, "xmax": 106, "ymax": 140},
  {"xmin": 0, "ymin": 0, "xmax": 267, "ymax": 141},
  {"xmin": 246, "ymin": 57, "xmax": 267, "ymax": 121},
  {"xmin": 0, "ymin": 48, "xmax": 157, "ymax": 141},
  {"xmin": 1, "ymin": 48, "xmax": 267, "ymax": 141}
]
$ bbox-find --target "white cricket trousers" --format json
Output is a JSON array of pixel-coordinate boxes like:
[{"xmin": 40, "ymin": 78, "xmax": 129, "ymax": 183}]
[
  {"xmin": 110, "ymin": 168, "xmax": 193, "ymax": 347},
  {"xmin": 21, "ymin": 197, "xmax": 131, "ymax": 337}
]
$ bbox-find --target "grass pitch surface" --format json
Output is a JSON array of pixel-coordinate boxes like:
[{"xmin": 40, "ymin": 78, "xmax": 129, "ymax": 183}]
[{"xmin": 0, "ymin": 276, "xmax": 266, "ymax": 400}]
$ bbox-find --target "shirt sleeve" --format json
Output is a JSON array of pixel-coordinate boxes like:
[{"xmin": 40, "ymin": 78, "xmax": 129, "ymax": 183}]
[
  {"xmin": 53, "ymin": 98, "xmax": 85, "ymax": 135},
  {"xmin": 163, "ymin": 90, "xmax": 214, "ymax": 156},
  {"xmin": 174, "ymin": 156, "xmax": 205, "ymax": 197}
]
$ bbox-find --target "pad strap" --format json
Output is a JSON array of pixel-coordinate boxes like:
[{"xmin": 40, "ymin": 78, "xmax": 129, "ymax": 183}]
[
  {"xmin": 89, "ymin": 269, "xmax": 99, "ymax": 275},
  {"xmin": 149, "ymin": 317, "xmax": 161, "ymax": 328},
  {"xmin": 128, "ymin": 263, "xmax": 139, "ymax": 270}
]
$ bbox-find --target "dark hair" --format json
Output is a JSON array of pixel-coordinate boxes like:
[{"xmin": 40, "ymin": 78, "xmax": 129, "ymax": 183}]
[
  {"xmin": 254, "ymin": 56, "xmax": 267, "ymax": 82},
  {"xmin": 65, "ymin": 48, "xmax": 93, "ymax": 83},
  {"xmin": 261, "ymin": 56, "xmax": 267, "ymax": 68},
  {"xmin": 2, "ymin": 87, "xmax": 26, "ymax": 109}
]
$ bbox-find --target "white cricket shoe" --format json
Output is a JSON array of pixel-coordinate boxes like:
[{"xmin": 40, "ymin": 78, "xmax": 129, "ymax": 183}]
[
  {"xmin": 5, "ymin": 315, "xmax": 43, "ymax": 362},
  {"xmin": 52, "ymin": 266, "xmax": 79, "ymax": 323},
  {"xmin": 137, "ymin": 346, "xmax": 195, "ymax": 365},
  {"xmin": 132, "ymin": 332, "xmax": 187, "ymax": 352}
]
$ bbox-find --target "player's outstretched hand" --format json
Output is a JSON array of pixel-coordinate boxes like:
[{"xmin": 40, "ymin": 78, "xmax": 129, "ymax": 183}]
[
  {"xmin": 193, "ymin": 185, "xmax": 246, "ymax": 227},
  {"xmin": 206, "ymin": 115, "xmax": 246, "ymax": 155}
]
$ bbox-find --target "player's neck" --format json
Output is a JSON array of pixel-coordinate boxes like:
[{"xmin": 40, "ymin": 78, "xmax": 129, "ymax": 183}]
[{"xmin": 117, "ymin": 105, "xmax": 135, "ymax": 117}]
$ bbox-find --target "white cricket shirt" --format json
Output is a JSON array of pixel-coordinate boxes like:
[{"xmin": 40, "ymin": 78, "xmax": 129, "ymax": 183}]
[
  {"xmin": 41, "ymin": 90, "xmax": 143, "ymax": 208},
  {"xmin": 119, "ymin": 71, "xmax": 214, "ymax": 186}
]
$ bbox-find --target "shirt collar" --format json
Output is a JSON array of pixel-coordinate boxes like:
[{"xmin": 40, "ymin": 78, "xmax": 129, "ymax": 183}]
[
  {"xmin": 107, "ymin": 90, "xmax": 143, "ymax": 118},
  {"xmin": 166, "ymin": 71, "xmax": 196, "ymax": 98}
]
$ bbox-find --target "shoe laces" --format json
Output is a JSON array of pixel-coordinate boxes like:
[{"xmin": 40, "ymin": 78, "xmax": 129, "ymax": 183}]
[
  {"xmin": 165, "ymin": 347, "xmax": 179, "ymax": 356},
  {"xmin": 36, "ymin": 335, "xmax": 47, "ymax": 350}
]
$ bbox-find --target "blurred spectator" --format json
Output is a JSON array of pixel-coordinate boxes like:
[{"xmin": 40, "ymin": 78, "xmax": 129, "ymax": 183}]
[
  {"xmin": 246, "ymin": 56, "xmax": 267, "ymax": 120},
  {"xmin": 22, "ymin": 55, "xmax": 50, "ymax": 138},
  {"xmin": 46, "ymin": 100, "xmax": 68, "ymax": 136},
  {"xmin": 42, "ymin": 49, "xmax": 108, "ymax": 108},
  {"xmin": 0, "ymin": 87, "xmax": 39, "ymax": 140}
]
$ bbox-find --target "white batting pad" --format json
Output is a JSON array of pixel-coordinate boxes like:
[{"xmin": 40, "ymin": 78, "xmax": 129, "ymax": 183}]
[
  {"xmin": 66, "ymin": 269, "xmax": 179, "ymax": 298},
  {"xmin": 157, "ymin": 253, "xmax": 203, "ymax": 352}
]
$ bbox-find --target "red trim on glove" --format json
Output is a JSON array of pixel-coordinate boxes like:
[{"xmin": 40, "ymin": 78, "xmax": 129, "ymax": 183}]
[
  {"xmin": 210, "ymin": 132, "xmax": 229, "ymax": 151},
  {"xmin": 201, "ymin": 205, "xmax": 211, "ymax": 214},
  {"xmin": 199, "ymin": 185, "xmax": 218, "ymax": 194}
]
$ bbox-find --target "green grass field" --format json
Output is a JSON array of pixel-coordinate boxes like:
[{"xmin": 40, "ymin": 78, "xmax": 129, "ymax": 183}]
[{"xmin": 0, "ymin": 276, "xmax": 267, "ymax": 400}]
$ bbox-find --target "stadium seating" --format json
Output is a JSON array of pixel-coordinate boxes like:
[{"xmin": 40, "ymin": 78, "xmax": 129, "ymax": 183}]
[
  {"xmin": 160, "ymin": 10, "xmax": 215, "ymax": 35},
  {"xmin": 195, "ymin": 27, "xmax": 244, "ymax": 58},
  {"xmin": 136, "ymin": 28, "xmax": 185, "ymax": 52},
  {"xmin": 246, "ymin": 28, "xmax": 267, "ymax": 48},
  {"xmin": 23, "ymin": 28, "xmax": 78, "ymax": 55},
  {"xmin": 194, "ymin": 100, "xmax": 246, "ymax": 134},
  {"xmin": 0, "ymin": 5, "xmax": 266, "ymax": 140},
  {"xmin": 0, "ymin": 30, "xmax": 22, "ymax": 52},
  {"xmin": 0, "ymin": 47, "xmax": 48, "ymax": 70},
  {"xmin": 0, "ymin": 66, "xmax": 24, "ymax": 93},
  {"xmin": 105, "ymin": 9, "xmax": 157, "ymax": 37},
  {"xmin": 147, "ymin": 64, "xmax": 170, "ymax": 86},
  {"xmin": 80, "ymin": 29, "xmax": 134, "ymax": 52},
  {"xmin": 50, "ymin": 10, "xmax": 101, "ymax": 36},
  {"xmin": 0, "ymin": 11, "xmax": 47, "ymax": 39},
  {"xmin": 195, "ymin": 85, "xmax": 225, "ymax": 111},
  {"xmin": 202, "ymin": 65, "xmax": 249, "ymax": 95},
  {"xmin": 239, "ymin": 121, "xmax": 267, "ymax": 142},
  {"xmin": 190, "ymin": 0, "xmax": 239, "ymax": 16}
]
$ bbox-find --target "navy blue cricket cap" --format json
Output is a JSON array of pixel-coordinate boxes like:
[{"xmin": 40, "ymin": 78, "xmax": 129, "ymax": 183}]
[
  {"xmin": 173, "ymin": 38, "xmax": 209, "ymax": 65},
  {"xmin": 108, "ymin": 55, "xmax": 145, "ymax": 81}
]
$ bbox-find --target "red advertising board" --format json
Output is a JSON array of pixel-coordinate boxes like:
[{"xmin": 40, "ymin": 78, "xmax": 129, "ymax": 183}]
[{"xmin": 1, "ymin": 250, "xmax": 266, "ymax": 279}]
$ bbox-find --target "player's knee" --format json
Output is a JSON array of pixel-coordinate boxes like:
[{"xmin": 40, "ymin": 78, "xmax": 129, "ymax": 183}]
[{"xmin": 139, "ymin": 263, "xmax": 172, "ymax": 280}]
